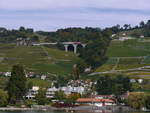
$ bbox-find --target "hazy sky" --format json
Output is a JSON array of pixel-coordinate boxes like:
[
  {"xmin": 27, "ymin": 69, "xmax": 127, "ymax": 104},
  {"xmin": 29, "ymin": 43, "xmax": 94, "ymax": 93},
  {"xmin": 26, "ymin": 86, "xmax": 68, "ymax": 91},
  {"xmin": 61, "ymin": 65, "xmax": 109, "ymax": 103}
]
[{"xmin": 0, "ymin": 0, "xmax": 150, "ymax": 31}]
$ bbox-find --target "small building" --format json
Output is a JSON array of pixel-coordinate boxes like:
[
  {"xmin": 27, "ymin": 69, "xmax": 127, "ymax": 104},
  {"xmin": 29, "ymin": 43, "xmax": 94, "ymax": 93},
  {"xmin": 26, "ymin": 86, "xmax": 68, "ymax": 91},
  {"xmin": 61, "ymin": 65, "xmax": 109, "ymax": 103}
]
[
  {"xmin": 84, "ymin": 67, "xmax": 92, "ymax": 73},
  {"xmin": 138, "ymin": 79, "xmax": 143, "ymax": 84},
  {"xmin": 46, "ymin": 87, "xmax": 59, "ymax": 98},
  {"xmin": 25, "ymin": 86, "xmax": 39, "ymax": 99},
  {"xmin": 130, "ymin": 79, "xmax": 136, "ymax": 83},
  {"xmin": 140, "ymin": 35, "xmax": 144, "ymax": 38},
  {"xmin": 60, "ymin": 86, "xmax": 85, "ymax": 95},
  {"xmin": 4, "ymin": 72, "xmax": 11, "ymax": 77},
  {"xmin": 41, "ymin": 75, "xmax": 47, "ymax": 80},
  {"xmin": 118, "ymin": 37, "xmax": 133, "ymax": 41}
]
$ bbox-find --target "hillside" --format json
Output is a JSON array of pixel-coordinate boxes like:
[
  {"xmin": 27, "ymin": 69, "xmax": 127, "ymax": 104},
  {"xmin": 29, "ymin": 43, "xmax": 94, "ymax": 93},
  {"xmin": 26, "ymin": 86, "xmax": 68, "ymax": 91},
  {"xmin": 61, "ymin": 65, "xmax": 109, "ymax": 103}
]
[
  {"xmin": 95, "ymin": 39, "xmax": 150, "ymax": 79},
  {"xmin": 0, "ymin": 44, "xmax": 81, "ymax": 75}
]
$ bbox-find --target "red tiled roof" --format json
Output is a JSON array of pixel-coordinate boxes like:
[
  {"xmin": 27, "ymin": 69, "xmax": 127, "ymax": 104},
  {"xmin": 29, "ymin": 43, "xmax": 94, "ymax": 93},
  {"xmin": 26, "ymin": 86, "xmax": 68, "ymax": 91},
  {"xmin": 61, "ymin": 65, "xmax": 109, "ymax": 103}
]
[{"xmin": 76, "ymin": 98, "xmax": 114, "ymax": 103}]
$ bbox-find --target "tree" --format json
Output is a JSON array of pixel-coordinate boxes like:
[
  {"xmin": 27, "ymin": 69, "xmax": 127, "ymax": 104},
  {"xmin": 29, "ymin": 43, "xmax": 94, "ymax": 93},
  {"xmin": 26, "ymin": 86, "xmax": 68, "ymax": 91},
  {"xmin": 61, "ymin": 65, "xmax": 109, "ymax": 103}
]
[
  {"xmin": 96, "ymin": 75, "xmax": 113, "ymax": 95},
  {"xmin": 79, "ymin": 39, "xmax": 109, "ymax": 68},
  {"xmin": 24, "ymin": 99, "xmax": 34, "ymax": 107},
  {"xmin": 96, "ymin": 75, "xmax": 131, "ymax": 96},
  {"xmin": 127, "ymin": 92, "xmax": 147, "ymax": 109},
  {"xmin": 0, "ymin": 89, "xmax": 8, "ymax": 107},
  {"xmin": 7, "ymin": 64, "xmax": 27, "ymax": 104},
  {"xmin": 27, "ymin": 81, "xmax": 33, "ymax": 89},
  {"xmin": 140, "ymin": 21, "xmax": 145, "ymax": 28},
  {"xmin": 31, "ymin": 35, "xmax": 39, "ymax": 42},
  {"xmin": 72, "ymin": 64, "xmax": 80, "ymax": 80},
  {"xmin": 145, "ymin": 95, "xmax": 150, "ymax": 109},
  {"xmin": 35, "ymin": 89, "xmax": 47, "ymax": 105},
  {"xmin": 54, "ymin": 91, "xmax": 66, "ymax": 102},
  {"xmin": 146, "ymin": 20, "xmax": 150, "ymax": 29},
  {"xmin": 67, "ymin": 93, "xmax": 81, "ymax": 104},
  {"xmin": 19, "ymin": 26, "xmax": 25, "ymax": 32},
  {"xmin": 113, "ymin": 75, "xmax": 131, "ymax": 95},
  {"xmin": 123, "ymin": 24, "xmax": 129, "ymax": 30}
]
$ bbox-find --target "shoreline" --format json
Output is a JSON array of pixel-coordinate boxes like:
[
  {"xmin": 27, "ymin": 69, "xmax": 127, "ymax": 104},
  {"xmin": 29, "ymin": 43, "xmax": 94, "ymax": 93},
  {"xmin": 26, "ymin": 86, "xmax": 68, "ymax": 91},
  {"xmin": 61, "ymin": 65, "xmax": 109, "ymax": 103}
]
[{"xmin": 0, "ymin": 105, "xmax": 133, "ymax": 112}]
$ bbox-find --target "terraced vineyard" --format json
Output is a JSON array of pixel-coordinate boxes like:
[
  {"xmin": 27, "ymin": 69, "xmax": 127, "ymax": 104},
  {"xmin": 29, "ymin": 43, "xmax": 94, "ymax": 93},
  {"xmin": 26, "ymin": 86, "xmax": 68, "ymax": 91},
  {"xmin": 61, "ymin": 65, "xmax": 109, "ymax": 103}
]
[
  {"xmin": 0, "ymin": 44, "xmax": 81, "ymax": 75},
  {"xmin": 106, "ymin": 39, "xmax": 150, "ymax": 57},
  {"xmin": 95, "ymin": 39, "xmax": 150, "ymax": 79}
]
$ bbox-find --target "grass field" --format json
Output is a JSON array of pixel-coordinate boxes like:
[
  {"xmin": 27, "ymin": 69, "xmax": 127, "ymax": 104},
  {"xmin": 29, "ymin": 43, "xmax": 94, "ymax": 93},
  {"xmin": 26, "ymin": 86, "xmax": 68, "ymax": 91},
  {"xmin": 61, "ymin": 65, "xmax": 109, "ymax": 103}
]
[{"xmin": 0, "ymin": 44, "xmax": 81, "ymax": 75}]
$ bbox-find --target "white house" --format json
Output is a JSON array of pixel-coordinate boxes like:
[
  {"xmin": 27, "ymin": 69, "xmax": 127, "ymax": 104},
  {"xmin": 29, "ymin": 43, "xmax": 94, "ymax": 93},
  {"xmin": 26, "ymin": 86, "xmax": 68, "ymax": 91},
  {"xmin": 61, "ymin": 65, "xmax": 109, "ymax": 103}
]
[
  {"xmin": 118, "ymin": 37, "xmax": 134, "ymax": 41},
  {"xmin": 25, "ymin": 86, "xmax": 39, "ymax": 99},
  {"xmin": 41, "ymin": 75, "xmax": 47, "ymax": 80},
  {"xmin": 46, "ymin": 87, "xmax": 59, "ymax": 98},
  {"xmin": 4, "ymin": 72, "xmax": 11, "ymax": 77}
]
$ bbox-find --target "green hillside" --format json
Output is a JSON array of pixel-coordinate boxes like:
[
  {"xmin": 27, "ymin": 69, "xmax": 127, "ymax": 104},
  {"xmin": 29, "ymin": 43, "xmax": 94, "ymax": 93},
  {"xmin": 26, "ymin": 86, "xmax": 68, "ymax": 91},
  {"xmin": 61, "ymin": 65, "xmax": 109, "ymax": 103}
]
[
  {"xmin": 95, "ymin": 39, "xmax": 150, "ymax": 79},
  {"xmin": 0, "ymin": 44, "xmax": 81, "ymax": 75},
  {"xmin": 107, "ymin": 39, "xmax": 150, "ymax": 57}
]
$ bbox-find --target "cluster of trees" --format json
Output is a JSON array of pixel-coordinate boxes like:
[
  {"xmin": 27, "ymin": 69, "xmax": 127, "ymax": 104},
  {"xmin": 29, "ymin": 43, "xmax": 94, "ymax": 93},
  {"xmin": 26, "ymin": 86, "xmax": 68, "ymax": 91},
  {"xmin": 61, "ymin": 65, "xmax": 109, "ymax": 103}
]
[
  {"xmin": 110, "ymin": 20, "xmax": 150, "ymax": 37},
  {"xmin": 0, "ymin": 27, "xmax": 39, "ymax": 43},
  {"xmin": 7, "ymin": 64, "xmax": 27, "ymax": 104},
  {"xmin": 95, "ymin": 75, "xmax": 132, "ymax": 96},
  {"xmin": 127, "ymin": 92, "xmax": 150, "ymax": 110},
  {"xmin": 0, "ymin": 64, "xmax": 27, "ymax": 106}
]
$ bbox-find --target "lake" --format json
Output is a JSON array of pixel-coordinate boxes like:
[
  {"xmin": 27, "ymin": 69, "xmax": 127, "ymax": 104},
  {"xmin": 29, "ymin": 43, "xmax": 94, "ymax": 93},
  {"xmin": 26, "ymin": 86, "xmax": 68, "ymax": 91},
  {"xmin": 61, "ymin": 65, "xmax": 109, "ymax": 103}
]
[{"xmin": 0, "ymin": 111, "xmax": 149, "ymax": 113}]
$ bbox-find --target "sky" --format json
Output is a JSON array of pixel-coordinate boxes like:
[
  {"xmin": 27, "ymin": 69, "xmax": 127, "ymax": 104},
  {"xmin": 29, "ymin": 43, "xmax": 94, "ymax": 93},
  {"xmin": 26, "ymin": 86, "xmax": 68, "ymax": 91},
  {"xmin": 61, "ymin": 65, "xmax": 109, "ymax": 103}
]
[{"xmin": 0, "ymin": 0, "xmax": 150, "ymax": 31}]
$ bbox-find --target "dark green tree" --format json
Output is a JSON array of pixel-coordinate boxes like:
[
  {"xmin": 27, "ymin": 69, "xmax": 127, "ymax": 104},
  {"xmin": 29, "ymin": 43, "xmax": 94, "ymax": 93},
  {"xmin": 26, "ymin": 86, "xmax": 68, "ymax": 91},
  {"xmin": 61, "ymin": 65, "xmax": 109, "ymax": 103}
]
[
  {"xmin": 79, "ymin": 39, "xmax": 109, "ymax": 68},
  {"xmin": 96, "ymin": 75, "xmax": 113, "ymax": 95},
  {"xmin": 145, "ymin": 95, "xmax": 150, "ymax": 109},
  {"xmin": 54, "ymin": 90, "xmax": 66, "ymax": 102},
  {"xmin": 96, "ymin": 75, "xmax": 131, "ymax": 96},
  {"xmin": 0, "ymin": 89, "xmax": 8, "ymax": 107},
  {"xmin": 35, "ymin": 89, "xmax": 47, "ymax": 105},
  {"xmin": 140, "ymin": 21, "xmax": 145, "ymax": 28},
  {"xmin": 72, "ymin": 64, "xmax": 80, "ymax": 80},
  {"xmin": 7, "ymin": 64, "xmax": 27, "ymax": 104}
]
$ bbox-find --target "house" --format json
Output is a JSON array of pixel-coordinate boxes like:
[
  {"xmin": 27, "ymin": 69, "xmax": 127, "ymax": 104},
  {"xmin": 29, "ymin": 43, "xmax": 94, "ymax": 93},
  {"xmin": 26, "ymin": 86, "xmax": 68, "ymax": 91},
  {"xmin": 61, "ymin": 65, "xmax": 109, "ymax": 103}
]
[
  {"xmin": 4, "ymin": 72, "xmax": 11, "ymax": 77},
  {"xmin": 84, "ymin": 67, "xmax": 91, "ymax": 73},
  {"xmin": 118, "ymin": 37, "xmax": 134, "ymax": 41},
  {"xmin": 46, "ymin": 87, "xmax": 59, "ymax": 98},
  {"xmin": 130, "ymin": 79, "xmax": 136, "ymax": 83},
  {"xmin": 60, "ymin": 86, "xmax": 85, "ymax": 95},
  {"xmin": 25, "ymin": 86, "xmax": 39, "ymax": 99},
  {"xmin": 140, "ymin": 35, "xmax": 144, "ymax": 38},
  {"xmin": 41, "ymin": 75, "xmax": 47, "ymax": 80},
  {"xmin": 138, "ymin": 79, "xmax": 143, "ymax": 84},
  {"xmin": 76, "ymin": 98, "xmax": 115, "ymax": 107}
]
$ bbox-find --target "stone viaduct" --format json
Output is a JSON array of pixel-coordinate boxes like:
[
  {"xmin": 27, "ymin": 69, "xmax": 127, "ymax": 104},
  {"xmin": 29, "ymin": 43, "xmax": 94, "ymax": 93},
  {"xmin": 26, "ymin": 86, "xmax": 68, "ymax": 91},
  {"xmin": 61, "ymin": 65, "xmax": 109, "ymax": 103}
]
[{"xmin": 31, "ymin": 41, "xmax": 86, "ymax": 54}]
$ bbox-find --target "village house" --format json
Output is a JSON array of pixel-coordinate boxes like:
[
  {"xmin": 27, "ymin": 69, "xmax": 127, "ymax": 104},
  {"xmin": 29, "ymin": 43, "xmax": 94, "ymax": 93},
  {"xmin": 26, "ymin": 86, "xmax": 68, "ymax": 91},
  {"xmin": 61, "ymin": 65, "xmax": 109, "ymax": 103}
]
[
  {"xmin": 118, "ymin": 37, "xmax": 134, "ymax": 41},
  {"xmin": 25, "ymin": 86, "xmax": 39, "ymax": 99},
  {"xmin": 26, "ymin": 85, "xmax": 86, "ymax": 99},
  {"xmin": 4, "ymin": 72, "xmax": 11, "ymax": 77},
  {"xmin": 60, "ymin": 86, "xmax": 85, "ymax": 95},
  {"xmin": 46, "ymin": 87, "xmax": 59, "ymax": 98},
  {"xmin": 41, "ymin": 75, "xmax": 47, "ymax": 80}
]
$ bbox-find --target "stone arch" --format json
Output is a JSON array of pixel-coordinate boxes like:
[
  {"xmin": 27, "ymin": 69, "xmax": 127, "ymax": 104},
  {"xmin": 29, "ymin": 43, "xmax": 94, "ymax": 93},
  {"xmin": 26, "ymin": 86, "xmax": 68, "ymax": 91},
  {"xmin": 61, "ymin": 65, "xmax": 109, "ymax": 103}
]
[{"xmin": 68, "ymin": 44, "xmax": 74, "ymax": 52}]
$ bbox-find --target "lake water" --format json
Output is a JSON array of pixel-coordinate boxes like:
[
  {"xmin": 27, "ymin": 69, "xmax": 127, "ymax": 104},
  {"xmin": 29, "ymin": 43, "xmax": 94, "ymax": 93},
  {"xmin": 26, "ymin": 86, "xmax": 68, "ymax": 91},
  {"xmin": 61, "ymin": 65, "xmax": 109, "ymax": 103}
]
[{"xmin": 0, "ymin": 111, "xmax": 149, "ymax": 113}]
